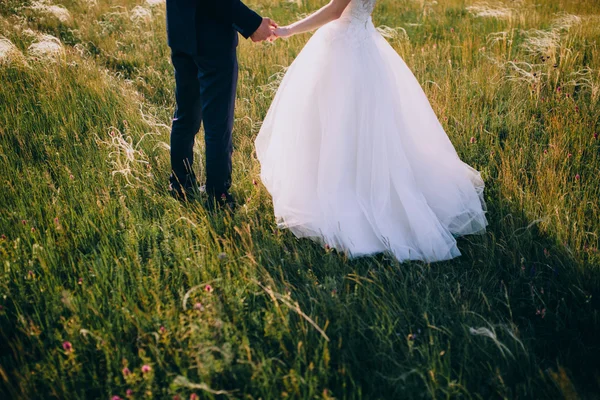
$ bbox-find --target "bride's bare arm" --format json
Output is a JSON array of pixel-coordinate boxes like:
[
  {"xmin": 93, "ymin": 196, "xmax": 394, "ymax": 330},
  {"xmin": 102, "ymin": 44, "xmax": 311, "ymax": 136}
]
[{"xmin": 274, "ymin": 0, "xmax": 352, "ymax": 38}]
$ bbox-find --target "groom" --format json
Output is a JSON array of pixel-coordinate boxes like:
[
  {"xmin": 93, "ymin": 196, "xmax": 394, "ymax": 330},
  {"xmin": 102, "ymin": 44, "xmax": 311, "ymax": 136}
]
[{"xmin": 166, "ymin": 0, "xmax": 277, "ymax": 206}]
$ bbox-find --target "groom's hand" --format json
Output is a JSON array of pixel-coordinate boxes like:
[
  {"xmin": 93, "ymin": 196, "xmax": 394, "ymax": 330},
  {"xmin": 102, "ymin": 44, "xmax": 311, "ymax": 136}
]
[{"xmin": 251, "ymin": 17, "xmax": 278, "ymax": 42}]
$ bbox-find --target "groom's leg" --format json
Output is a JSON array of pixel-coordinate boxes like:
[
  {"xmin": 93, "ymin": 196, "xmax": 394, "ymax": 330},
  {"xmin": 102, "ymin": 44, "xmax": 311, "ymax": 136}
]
[
  {"xmin": 169, "ymin": 51, "xmax": 203, "ymax": 192},
  {"xmin": 195, "ymin": 53, "xmax": 238, "ymax": 197}
]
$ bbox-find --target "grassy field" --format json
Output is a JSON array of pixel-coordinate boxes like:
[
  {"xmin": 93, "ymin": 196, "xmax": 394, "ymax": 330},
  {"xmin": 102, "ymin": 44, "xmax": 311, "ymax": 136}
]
[{"xmin": 0, "ymin": 0, "xmax": 599, "ymax": 398}]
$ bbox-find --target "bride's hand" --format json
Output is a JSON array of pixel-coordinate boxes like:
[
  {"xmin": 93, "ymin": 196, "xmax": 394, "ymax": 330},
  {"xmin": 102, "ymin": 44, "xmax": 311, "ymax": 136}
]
[{"xmin": 273, "ymin": 26, "xmax": 293, "ymax": 39}]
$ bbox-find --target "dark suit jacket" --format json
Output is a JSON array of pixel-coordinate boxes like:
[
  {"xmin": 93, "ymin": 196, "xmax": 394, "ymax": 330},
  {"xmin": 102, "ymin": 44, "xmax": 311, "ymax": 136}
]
[{"xmin": 166, "ymin": 0, "xmax": 262, "ymax": 56}]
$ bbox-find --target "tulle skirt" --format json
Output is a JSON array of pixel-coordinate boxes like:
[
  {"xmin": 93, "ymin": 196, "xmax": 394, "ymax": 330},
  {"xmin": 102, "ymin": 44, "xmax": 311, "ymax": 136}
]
[{"xmin": 255, "ymin": 17, "xmax": 488, "ymax": 263}]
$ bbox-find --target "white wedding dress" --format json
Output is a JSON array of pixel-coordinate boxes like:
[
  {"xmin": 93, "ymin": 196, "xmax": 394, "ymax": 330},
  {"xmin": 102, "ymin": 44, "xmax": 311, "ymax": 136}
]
[{"xmin": 255, "ymin": 0, "xmax": 488, "ymax": 263}]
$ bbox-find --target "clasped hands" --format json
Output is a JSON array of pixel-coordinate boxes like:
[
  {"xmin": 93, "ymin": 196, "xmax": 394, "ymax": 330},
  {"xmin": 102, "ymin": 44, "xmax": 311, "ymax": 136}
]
[{"xmin": 250, "ymin": 18, "xmax": 293, "ymax": 43}]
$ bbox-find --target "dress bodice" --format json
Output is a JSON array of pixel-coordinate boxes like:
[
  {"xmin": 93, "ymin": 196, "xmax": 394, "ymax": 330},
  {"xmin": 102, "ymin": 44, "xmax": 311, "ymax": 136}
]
[{"xmin": 340, "ymin": 0, "xmax": 377, "ymax": 23}]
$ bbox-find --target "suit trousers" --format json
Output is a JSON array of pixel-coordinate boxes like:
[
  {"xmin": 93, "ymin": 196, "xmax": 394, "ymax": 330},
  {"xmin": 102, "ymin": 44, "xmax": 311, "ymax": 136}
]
[{"xmin": 169, "ymin": 50, "xmax": 238, "ymax": 196}]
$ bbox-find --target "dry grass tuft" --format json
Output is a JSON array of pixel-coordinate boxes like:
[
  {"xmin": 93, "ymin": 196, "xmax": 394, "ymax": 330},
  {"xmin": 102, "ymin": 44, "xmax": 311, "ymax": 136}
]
[
  {"xmin": 30, "ymin": 1, "xmax": 72, "ymax": 23},
  {"xmin": 27, "ymin": 34, "xmax": 64, "ymax": 61},
  {"xmin": 377, "ymin": 26, "xmax": 409, "ymax": 41},
  {"xmin": 521, "ymin": 13, "xmax": 581, "ymax": 57},
  {"xmin": 145, "ymin": 0, "xmax": 165, "ymax": 7},
  {"xmin": 0, "ymin": 37, "xmax": 22, "ymax": 64},
  {"xmin": 467, "ymin": 2, "xmax": 514, "ymax": 20},
  {"xmin": 129, "ymin": 5, "xmax": 153, "ymax": 23}
]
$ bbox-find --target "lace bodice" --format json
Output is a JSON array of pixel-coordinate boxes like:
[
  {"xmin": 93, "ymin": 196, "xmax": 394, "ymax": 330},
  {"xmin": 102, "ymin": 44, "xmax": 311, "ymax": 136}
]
[{"xmin": 340, "ymin": 0, "xmax": 377, "ymax": 23}]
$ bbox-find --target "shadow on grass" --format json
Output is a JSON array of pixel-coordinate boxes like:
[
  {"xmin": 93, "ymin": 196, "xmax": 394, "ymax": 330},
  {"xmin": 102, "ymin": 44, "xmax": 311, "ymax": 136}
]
[{"xmin": 247, "ymin": 187, "xmax": 600, "ymax": 399}]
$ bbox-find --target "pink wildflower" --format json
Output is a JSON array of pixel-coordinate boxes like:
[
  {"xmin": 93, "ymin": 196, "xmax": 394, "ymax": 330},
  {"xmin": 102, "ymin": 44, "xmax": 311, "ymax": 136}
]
[{"xmin": 62, "ymin": 341, "xmax": 73, "ymax": 353}]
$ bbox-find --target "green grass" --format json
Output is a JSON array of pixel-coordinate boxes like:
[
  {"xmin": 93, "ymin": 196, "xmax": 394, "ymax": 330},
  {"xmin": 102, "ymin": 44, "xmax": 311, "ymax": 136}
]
[{"xmin": 0, "ymin": 0, "xmax": 599, "ymax": 398}]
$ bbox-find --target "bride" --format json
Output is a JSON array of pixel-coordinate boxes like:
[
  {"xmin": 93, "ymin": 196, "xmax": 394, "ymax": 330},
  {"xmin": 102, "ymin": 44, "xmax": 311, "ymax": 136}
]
[{"xmin": 255, "ymin": 0, "xmax": 488, "ymax": 263}]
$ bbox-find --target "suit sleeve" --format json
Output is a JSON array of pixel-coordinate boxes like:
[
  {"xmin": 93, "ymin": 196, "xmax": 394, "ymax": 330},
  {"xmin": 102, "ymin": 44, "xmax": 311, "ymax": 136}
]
[
  {"xmin": 232, "ymin": 2, "xmax": 263, "ymax": 38},
  {"xmin": 204, "ymin": 0, "xmax": 263, "ymax": 39}
]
